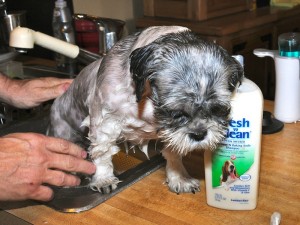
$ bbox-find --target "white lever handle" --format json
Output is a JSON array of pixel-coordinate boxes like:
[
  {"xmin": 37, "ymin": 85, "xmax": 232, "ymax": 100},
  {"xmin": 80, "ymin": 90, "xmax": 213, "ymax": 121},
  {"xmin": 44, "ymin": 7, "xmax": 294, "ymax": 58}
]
[
  {"xmin": 9, "ymin": 26, "xmax": 80, "ymax": 59},
  {"xmin": 253, "ymin": 48, "xmax": 277, "ymax": 58}
]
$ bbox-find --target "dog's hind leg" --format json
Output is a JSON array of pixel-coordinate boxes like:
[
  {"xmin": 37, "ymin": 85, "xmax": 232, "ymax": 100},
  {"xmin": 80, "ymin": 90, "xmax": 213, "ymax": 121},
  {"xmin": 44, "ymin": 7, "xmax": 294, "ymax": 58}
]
[
  {"xmin": 162, "ymin": 148, "xmax": 200, "ymax": 194},
  {"xmin": 47, "ymin": 108, "xmax": 89, "ymax": 148}
]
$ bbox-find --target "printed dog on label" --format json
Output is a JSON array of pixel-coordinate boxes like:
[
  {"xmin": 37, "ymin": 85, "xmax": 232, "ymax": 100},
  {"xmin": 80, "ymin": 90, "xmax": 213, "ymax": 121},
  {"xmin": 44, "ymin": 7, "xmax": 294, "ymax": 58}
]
[
  {"xmin": 220, "ymin": 160, "xmax": 239, "ymax": 187},
  {"xmin": 47, "ymin": 26, "xmax": 244, "ymax": 194}
]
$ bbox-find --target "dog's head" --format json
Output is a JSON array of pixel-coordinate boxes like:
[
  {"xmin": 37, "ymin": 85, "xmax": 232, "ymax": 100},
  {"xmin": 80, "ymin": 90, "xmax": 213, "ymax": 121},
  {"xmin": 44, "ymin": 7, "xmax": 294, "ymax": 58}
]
[
  {"xmin": 221, "ymin": 160, "xmax": 237, "ymax": 182},
  {"xmin": 223, "ymin": 160, "xmax": 236, "ymax": 174},
  {"xmin": 130, "ymin": 31, "xmax": 243, "ymax": 154}
]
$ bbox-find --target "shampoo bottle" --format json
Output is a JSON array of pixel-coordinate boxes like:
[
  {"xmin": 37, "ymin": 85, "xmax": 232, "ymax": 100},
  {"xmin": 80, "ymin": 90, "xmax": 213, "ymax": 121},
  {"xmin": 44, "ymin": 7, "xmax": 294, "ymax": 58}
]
[{"xmin": 204, "ymin": 55, "xmax": 263, "ymax": 210}]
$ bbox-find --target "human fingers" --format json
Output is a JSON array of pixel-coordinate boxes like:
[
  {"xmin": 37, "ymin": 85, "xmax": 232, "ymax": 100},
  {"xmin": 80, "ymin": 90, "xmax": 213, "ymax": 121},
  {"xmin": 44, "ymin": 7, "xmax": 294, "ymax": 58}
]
[
  {"xmin": 45, "ymin": 136, "xmax": 88, "ymax": 159},
  {"xmin": 30, "ymin": 77, "xmax": 73, "ymax": 90},
  {"xmin": 47, "ymin": 153, "xmax": 96, "ymax": 175},
  {"xmin": 45, "ymin": 137, "xmax": 96, "ymax": 174},
  {"xmin": 39, "ymin": 82, "xmax": 72, "ymax": 101},
  {"xmin": 41, "ymin": 77, "xmax": 73, "ymax": 94},
  {"xmin": 4, "ymin": 133, "xmax": 87, "ymax": 159},
  {"xmin": 40, "ymin": 77, "xmax": 73, "ymax": 86},
  {"xmin": 43, "ymin": 169, "xmax": 81, "ymax": 187},
  {"xmin": 4, "ymin": 133, "xmax": 95, "ymax": 174},
  {"xmin": 29, "ymin": 185, "xmax": 54, "ymax": 202}
]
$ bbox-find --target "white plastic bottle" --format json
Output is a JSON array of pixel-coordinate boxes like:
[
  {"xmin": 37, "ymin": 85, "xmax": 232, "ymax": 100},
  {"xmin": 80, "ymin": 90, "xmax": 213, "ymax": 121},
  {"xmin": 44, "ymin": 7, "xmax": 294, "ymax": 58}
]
[
  {"xmin": 52, "ymin": 0, "xmax": 76, "ymax": 74},
  {"xmin": 204, "ymin": 56, "xmax": 263, "ymax": 210}
]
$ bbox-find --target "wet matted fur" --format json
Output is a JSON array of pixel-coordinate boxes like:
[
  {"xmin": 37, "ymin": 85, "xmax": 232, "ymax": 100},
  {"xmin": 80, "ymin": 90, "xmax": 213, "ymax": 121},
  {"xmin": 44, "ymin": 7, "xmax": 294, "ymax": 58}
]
[{"xmin": 47, "ymin": 26, "xmax": 243, "ymax": 194}]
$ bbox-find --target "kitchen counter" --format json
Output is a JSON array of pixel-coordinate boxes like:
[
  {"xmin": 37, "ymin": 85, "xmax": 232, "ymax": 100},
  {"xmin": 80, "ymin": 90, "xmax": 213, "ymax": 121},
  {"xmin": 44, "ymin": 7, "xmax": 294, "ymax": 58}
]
[{"xmin": 0, "ymin": 100, "xmax": 299, "ymax": 225}]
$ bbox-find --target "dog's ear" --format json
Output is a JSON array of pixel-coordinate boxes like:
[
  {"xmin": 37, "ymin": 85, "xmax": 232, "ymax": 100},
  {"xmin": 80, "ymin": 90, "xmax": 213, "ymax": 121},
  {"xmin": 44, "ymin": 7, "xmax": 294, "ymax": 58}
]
[
  {"xmin": 221, "ymin": 164, "xmax": 227, "ymax": 182},
  {"xmin": 233, "ymin": 166, "xmax": 238, "ymax": 177},
  {"xmin": 228, "ymin": 57, "xmax": 244, "ymax": 92},
  {"xmin": 130, "ymin": 43, "xmax": 160, "ymax": 102}
]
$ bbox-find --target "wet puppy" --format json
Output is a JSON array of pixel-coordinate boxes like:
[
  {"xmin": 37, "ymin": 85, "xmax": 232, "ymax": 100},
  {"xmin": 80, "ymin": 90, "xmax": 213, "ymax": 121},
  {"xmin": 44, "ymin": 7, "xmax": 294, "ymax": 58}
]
[{"xmin": 47, "ymin": 26, "xmax": 243, "ymax": 194}]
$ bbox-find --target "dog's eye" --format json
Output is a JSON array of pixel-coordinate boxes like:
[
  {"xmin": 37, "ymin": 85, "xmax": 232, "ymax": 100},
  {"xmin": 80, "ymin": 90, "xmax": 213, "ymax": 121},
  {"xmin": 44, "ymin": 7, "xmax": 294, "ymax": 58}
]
[
  {"xmin": 172, "ymin": 111, "xmax": 190, "ymax": 124},
  {"xmin": 212, "ymin": 105, "xmax": 231, "ymax": 117}
]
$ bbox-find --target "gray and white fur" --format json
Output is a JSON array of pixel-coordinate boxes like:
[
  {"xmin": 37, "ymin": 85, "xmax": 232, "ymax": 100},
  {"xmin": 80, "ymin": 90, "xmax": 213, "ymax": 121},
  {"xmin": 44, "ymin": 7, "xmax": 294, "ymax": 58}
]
[{"xmin": 47, "ymin": 26, "xmax": 243, "ymax": 194}]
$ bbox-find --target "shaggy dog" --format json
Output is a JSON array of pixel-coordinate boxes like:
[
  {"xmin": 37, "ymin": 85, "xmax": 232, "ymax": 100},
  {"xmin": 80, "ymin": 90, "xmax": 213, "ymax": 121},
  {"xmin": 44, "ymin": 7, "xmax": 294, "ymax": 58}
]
[{"xmin": 47, "ymin": 26, "xmax": 243, "ymax": 194}]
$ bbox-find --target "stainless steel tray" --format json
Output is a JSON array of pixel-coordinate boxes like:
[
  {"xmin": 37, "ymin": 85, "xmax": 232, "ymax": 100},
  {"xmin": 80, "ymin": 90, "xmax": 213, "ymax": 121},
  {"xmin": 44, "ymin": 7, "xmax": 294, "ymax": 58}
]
[{"xmin": 47, "ymin": 153, "xmax": 165, "ymax": 213}]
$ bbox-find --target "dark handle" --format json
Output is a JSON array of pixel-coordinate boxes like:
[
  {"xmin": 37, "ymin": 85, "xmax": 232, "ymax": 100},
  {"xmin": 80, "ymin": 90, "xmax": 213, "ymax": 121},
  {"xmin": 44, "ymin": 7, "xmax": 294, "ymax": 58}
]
[
  {"xmin": 260, "ymin": 34, "xmax": 272, "ymax": 43},
  {"xmin": 232, "ymin": 42, "xmax": 247, "ymax": 53}
]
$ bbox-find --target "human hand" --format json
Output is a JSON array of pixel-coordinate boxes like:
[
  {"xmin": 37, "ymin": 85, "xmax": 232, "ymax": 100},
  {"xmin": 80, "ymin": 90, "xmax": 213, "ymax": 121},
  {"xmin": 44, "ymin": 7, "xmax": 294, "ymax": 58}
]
[
  {"xmin": 0, "ymin": 133, "xmax": 96, "ymax": 201},
  {"xmin": 1, "ymin": 75, "xmax": 72, "ymax": 108}
]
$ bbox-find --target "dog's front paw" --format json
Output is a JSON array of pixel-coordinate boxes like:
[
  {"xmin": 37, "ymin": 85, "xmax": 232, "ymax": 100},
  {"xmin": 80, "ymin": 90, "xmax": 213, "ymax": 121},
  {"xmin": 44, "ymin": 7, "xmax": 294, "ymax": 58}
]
[
  {"xmin": 166, "ymin": 176, "xmax": 200, "ymax": 194},
  {"xmin": 89, "ymin": 176, "xmax": 120, "ymax": 194}
]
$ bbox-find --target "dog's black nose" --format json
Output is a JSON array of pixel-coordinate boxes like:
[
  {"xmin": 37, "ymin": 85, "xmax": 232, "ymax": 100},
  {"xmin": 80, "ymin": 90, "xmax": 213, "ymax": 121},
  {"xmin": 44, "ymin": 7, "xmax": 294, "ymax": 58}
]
[
  {"xmin": 189, "ymin": 131, "xmax": 207, "ymax": 141},
  {"xmin": 230, "ymin": 165, "xmax": 235, "ymax": 171}
]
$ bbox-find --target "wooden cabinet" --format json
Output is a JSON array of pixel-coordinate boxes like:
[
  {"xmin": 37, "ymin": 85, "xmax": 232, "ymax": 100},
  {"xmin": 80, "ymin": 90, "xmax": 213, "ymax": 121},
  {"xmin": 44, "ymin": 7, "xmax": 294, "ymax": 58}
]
[
  {"xmin": 143, "ymin": 0, "xmax": 251, "ymax": 21},
  {"xmin": 136, "ymin": 6, "xmax": 300, "ymax": 100}
]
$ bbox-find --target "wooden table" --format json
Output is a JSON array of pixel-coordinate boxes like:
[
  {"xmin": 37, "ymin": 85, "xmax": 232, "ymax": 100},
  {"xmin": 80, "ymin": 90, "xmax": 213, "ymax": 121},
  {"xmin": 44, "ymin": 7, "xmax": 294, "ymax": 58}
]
[{"xmin": 1, "ymin": 100, "xmax": 299, "ymax": 225}]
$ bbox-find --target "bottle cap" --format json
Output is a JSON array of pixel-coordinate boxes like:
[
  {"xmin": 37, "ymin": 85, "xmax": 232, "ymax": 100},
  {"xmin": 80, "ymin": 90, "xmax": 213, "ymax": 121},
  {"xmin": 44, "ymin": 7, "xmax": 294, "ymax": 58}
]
[
  {"xmin": 278, "ymin": 32, "xmax": 300, "ymax": 58},
  {"xmin": 55, "ymin": 0, "xmax": 67, "ymax": 8}
]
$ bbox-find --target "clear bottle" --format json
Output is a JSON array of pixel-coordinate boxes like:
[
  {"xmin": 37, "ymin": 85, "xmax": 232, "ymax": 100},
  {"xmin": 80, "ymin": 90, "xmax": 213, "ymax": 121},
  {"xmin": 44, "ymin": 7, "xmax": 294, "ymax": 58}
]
[
  {"xmin": 204, "ymin": 55, "xmax": 263, "ymax": 210},
  {"xmin": 52, "ymin": 0, "xmax": 76, "ymax": 75},
  {"xmin": 278, "ymin": 32, "xmax": 300, "ymax": 58}
]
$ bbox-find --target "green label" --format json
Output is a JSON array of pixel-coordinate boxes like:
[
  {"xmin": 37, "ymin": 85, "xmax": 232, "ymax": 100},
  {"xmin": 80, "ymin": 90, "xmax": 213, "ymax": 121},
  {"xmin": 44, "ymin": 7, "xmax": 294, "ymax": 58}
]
[{"xmin": 212, "ymin": 118, "xmax": 254, "ymax": 188}]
